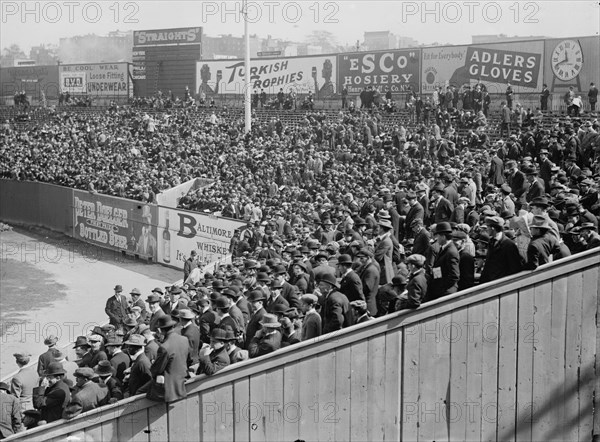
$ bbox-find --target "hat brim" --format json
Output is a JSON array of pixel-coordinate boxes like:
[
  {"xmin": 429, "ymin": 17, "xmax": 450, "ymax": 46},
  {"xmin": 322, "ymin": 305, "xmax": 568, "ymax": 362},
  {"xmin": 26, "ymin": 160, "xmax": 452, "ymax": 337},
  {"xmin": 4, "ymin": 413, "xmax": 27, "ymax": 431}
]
[{"xmin": 260, "ymin": 322, "xmax": 282, "ymax": 328}]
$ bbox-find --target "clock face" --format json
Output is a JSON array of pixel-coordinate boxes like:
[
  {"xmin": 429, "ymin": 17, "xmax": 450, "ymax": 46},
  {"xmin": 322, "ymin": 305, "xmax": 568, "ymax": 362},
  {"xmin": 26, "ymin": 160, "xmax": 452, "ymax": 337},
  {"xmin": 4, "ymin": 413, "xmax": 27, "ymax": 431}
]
[{"xmin": 551, "ymin": 39, "xmax": 583, "ymax": 81}]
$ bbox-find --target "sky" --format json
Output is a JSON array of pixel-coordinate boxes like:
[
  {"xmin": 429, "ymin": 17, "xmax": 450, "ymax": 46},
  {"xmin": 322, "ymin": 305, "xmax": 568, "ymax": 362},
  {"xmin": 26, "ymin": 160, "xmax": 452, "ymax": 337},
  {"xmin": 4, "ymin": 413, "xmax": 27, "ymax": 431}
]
[{"xmin": 1, "ymin": 0, "xmax": 599, "ymax": 53}]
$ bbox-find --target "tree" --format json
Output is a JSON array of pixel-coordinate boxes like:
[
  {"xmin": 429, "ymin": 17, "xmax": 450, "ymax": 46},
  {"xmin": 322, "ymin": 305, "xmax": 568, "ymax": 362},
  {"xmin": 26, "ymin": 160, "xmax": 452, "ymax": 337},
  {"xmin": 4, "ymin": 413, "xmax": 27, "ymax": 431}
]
[
  {"xmin": 305, "ymin": 30, "xmax": 340, "ymax": 53},
  {"xmin": 1, "ymin": 44, "xmax": 28, "ymax": 67}
]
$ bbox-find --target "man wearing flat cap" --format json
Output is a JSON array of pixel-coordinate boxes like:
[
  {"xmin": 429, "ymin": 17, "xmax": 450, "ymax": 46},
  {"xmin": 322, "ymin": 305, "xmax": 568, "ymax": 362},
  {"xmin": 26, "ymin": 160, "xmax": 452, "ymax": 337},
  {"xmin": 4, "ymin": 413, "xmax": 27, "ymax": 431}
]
[
  {"xmin": 105, "ymin": 284, "xmax": 129, "ymax": 328},
  {"xmin": 85, "ymin": 334, "xmax": 108, "ymax": 369},
  {"xmin": 350, "ymin": 300, "xmax": 372, "ymax": 324},
  {"xmin": 0, "ymin": 381, "xmax": 23, "ymax": 437},
  {"xmin": 300, "ymin": 294, "xmax": 322, "ymax": 340},
  {"xmin": 63, "ymin": 367, "xmax": 108, "ymax": 419},
  {"xmin": 401, "ymin": 254, "xmax": 428, "ymax": 310},
  {"xmin": 184, "ymin": 250, "xmax": 197, "ymax": 282},
  {"xmin": 123, "ymin": 334, "xmax": 151, "ymax": 398},
  {"xmin": 33, "ymin": 362, "xmax": 70, "ymax": 423},
  {"xmin": 424, "ymin": 222, "xmax": 460, "ymax": 302},
  {"xmin": 37, "ymin": 335, "xmax": 59, "ymax": 377},
  {"xmin": 452, "ymin": 230, "xmax": 475, "ymax": 291},
  {"xmin": 129, "ymin": 288, "xmax": 148, "ymax": 323},
  {"xmin": 354, "ymin": 248, "xmax": 380, "ymax": 316},
  {"xmin": 480, "ymin": 216, "xmax": 523, "ymax": 284},
  {"xmin": 10, "ymin": 352, "xmax": 37, "ymax": 412}
]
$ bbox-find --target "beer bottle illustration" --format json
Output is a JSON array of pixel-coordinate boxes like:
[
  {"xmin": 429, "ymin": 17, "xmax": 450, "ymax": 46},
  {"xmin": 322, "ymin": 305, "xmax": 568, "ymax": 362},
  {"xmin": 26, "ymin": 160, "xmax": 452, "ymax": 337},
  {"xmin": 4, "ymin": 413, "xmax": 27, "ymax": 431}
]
[{"xmin": 163, "ymin": 211, "xmax": 171, "ymax": 263}]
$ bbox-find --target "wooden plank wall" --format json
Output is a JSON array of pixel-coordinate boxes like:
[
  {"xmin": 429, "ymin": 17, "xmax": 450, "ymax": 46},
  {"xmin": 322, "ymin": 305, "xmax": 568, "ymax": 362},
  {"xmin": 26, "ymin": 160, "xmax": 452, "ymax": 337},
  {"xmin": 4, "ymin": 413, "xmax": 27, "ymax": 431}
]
[{"xmin": 8, "ymin": 250, "xmax": 599, "ymax": 442}]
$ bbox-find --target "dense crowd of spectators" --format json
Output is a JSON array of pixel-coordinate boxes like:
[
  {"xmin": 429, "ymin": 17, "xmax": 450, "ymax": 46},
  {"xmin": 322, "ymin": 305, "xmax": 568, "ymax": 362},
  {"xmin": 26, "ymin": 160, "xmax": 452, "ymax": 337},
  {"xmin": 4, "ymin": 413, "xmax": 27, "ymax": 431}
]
[{"xmin": 1, "ymin": 95, "xmax": 600, "ymax": 436}]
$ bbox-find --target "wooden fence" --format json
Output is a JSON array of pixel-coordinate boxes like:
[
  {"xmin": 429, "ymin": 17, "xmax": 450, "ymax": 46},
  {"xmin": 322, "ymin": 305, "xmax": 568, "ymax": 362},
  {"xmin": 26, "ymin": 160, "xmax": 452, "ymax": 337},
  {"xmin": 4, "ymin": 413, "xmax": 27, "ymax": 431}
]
[{"xmin": 6, "ymin": 247, "xmax": 599, "ymax": 442}]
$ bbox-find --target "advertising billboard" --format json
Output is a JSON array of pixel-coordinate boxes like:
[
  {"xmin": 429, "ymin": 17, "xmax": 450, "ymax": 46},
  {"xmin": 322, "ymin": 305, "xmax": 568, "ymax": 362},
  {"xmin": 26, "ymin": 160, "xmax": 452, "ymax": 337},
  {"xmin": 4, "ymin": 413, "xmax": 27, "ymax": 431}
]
[
  {"xmin": 157, "ymin": 207, "xmax": 246, "ymax": 269},
  {"xmin": 421, "ymin": 40, "xmax": 544, "ymax": 93},
  {"xmin": 0, "ymin": 65, "xmax": 60, "ymax": 101},
  {"xmin": 543, "ymin": 36, "xmax": 600, "ymax": 93},
  {"xmin": 73, "ymin": 191, "xmax": 158, "ymax": 260},
  {"xmin": 196, "ymin": 54, "xmax": 337, "ymax": 95},
  {"xmin": 134, "ymin": 27, "xmax": 202, "ymax": 47},
  {"xmin": 337, "ymin": 49, "xmax": 421, "ymax": 94},
  {"xmin": 59, "ymin": 63, "xmax": 130, "ymax": 97}
]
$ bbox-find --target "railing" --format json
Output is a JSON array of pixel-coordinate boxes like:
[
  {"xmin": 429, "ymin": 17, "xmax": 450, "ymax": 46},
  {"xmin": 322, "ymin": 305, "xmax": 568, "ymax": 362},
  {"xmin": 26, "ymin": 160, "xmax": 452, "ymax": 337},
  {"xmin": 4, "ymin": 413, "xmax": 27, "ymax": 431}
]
[{"xmin": 6, "ymin": 247, "xmax": 599, "ymax": 442}]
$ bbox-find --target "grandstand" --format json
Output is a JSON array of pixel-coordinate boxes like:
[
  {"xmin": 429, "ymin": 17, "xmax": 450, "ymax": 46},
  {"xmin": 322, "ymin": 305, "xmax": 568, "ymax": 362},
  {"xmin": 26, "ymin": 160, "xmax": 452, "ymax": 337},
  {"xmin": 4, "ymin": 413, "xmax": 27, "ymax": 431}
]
[{"xmin": 1, "ymin": 24, "xmax": 599, "ymax": 442}]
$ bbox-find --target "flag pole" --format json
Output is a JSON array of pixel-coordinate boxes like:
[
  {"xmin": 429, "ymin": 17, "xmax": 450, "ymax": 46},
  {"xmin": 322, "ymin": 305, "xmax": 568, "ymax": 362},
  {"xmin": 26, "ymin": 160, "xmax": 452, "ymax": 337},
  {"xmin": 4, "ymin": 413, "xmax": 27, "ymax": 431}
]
[{"xmin": 244, "ymin": 0, "xmax": 251, "ymax": 134}]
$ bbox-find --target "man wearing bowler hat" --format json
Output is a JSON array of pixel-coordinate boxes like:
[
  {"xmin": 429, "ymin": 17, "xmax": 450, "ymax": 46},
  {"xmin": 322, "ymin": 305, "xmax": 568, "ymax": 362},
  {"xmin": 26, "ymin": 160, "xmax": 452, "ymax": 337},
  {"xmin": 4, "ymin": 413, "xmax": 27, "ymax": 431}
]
[
  {"xmin": 147, "ymin": 293, "xmax": 167, "ymax": 332},
  {"xmin": 424, "ymin": 222, "xmax": 460, "ymax": 302},
  {"xmin": 354, "ymin": 247, "xmax": 380, "ymax": 315},
  {"xmin": 196, "ymin": 328, "xmax": 231, "ymax": 376},
  {"xmin": 63, "ymin": 367, "xmax": 108, "ymax": 419},
  {"xmin": 479, "ymin": 216, "xmax": 523, "ymax": 284},
  {"xmin": 374, "ymin": 219, "xmax": 395, "ymax": 285},
  {"xmin": 222, "ymin": 326, "xmax": 249, "ymax": 363},
  {"xmin": 73, "ymin": 336, "xmax": 92, "ymax": 368},
  {"xmin": 524, "ymin": 166, "xmax": 545, "ymax": 203},
  {"xmin": 403, "ymin": 190, "xmax": 424, "ymax": 241},
  {"xmin": 105, "ymin": 284, "xmax": 129, "ymax": 327},
  {"xmin": 163, "ymin": 287, "xmax": 188, "ymax": 316},
  {"xmin": 271, "ymin": 264, "xmax": 301, "ymax": 309},
  {"xmin": 150, "ymin": 316, "xmax": 190, "ymax": 402},
  {"xmin": 248, "ymin": 314, "xmax": 283, "ymax": 358},
  {"xmin": 318, "ymin": 273, "xmax": 351, "ymax": 334},
  {"xmin": 94, "ymin": 360, "xmax": 123, "ymax": 403},
  {"xmin": 430, "ymin": 183, "xmax": 454, "ymax": 224},
  {"xmin": 578, "ymin": 223, "xmax": 600, "ymax": 250},
  {"xmin": 245, "ymin": 290, "xmax": 267, "ymax": 345},
  {"xmin": 177, "ymin": 309, "xmax": 200, "ymax": 368},
  {"xmin": 337, "ymin": 254, "xmax": 364, "ymax": 304},
  {"xmin": 376, "ymin": 274, "xmax": 407, "ymax": 316},
  {"xmin": 33, "ymin": 362, "xmax": 70, "ymax": 423}
]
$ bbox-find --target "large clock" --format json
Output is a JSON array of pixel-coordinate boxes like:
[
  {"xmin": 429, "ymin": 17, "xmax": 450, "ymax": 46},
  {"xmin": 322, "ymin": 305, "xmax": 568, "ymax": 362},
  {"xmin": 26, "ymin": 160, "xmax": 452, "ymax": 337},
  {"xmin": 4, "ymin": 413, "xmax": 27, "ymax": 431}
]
[{"xmin": 551, "ymin": 39, "xmax": 583, "ymax": 81}]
